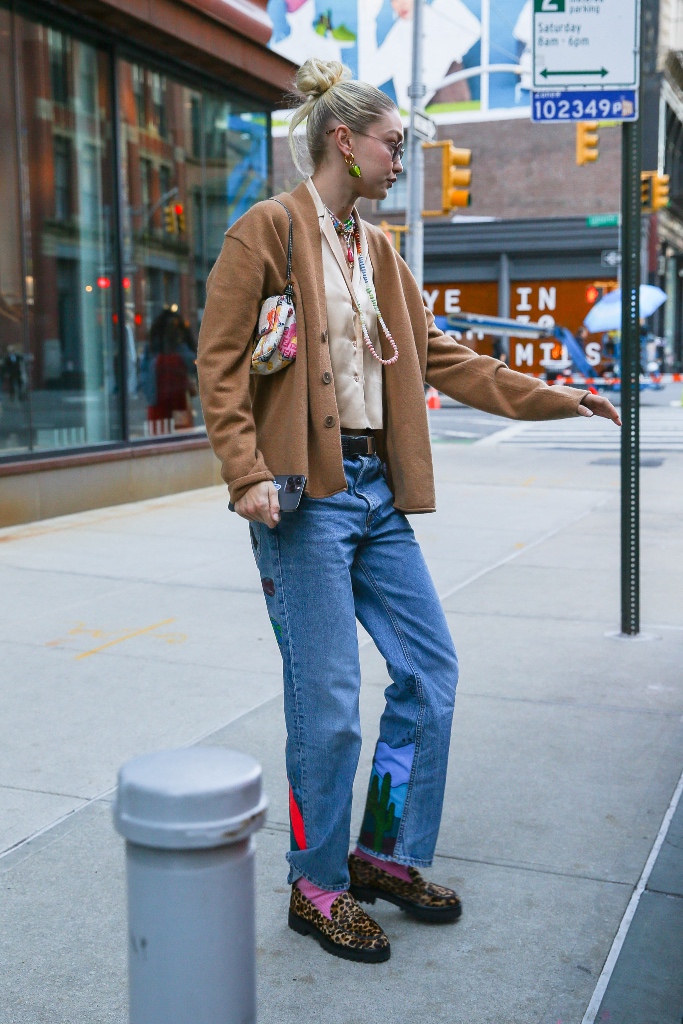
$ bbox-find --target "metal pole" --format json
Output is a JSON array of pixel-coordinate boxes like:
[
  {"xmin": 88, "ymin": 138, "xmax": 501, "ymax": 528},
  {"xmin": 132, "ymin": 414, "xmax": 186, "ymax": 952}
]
[
  {"xmin": 406, "ymin": 0, "xmax": 425, "ymax": 291},
  {"xmin": 480, "ymin": 0, "xmax": 491, "ymax": 114},
  {"xmin": 620, "ymin": 115, "xmax": 642, "ymax": 636},
  {"xmin": 109, "ymin": 44, "xmax": 129, "ymax": 443},
  {"xmin": 498, "ymin": 252, "xmax": 510, "ymax": 360},
  {"xmin": 114, "ymin": 747, "xmax": 267, "ymax": 1024}
]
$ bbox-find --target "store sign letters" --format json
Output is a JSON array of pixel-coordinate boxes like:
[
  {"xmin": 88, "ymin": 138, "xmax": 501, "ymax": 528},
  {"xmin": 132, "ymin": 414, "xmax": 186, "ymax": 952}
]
[{"xmin": 425, "ymin": 279, "xmax": 609, "ymax": 373}]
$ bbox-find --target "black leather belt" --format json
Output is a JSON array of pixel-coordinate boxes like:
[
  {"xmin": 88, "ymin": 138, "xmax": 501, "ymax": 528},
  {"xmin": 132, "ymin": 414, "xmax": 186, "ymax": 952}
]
[{"xmin": 340, "ymin": 433, "xmax": 377, "ymax": 458}]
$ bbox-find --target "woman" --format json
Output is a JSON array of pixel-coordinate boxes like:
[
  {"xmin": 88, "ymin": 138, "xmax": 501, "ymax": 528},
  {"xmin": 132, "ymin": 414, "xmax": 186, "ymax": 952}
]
[
  {"xmin": 198, "ymin": 58, "xmax": 620, "ymax": 964},
  {"xmin": 141, "ymin": 309, "xmax": 197, "ymax": 433}
]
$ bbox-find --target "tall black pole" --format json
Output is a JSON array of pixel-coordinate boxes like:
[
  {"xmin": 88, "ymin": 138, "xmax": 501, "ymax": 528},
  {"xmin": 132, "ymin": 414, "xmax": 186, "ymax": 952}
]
[{"xmin": 620, "ymin": 101, "xmax": 642, "ymax": 636}]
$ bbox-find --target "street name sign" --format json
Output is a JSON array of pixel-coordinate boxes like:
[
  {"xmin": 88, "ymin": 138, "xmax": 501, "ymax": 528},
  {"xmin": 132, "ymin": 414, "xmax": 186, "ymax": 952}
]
[
  {"xmin": 587, "ymin": 213, "xmax": 620, "ymax": 227},
  {"xmin": 531, "ymin": 88, "xmax": 638, "ymax": 122},
  {"xmin": 413, "ymin": 111, "xmax": 437, "ymax": 142},
  {"xmin": 532, "ymin": 0, "xmax": 640, "ymax": 92}
]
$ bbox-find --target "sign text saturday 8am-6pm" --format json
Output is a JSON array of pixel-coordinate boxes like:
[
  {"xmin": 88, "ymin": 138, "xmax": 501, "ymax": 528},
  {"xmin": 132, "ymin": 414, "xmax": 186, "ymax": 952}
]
[{"xmin": 532, "ymin": 0, "xmax": 640, "ymax": 91}]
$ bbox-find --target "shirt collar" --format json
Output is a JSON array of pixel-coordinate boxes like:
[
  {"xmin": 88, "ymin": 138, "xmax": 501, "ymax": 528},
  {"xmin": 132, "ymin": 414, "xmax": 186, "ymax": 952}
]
[{"xmin": 305, "ymin": 177, "xmax": 326, "ymax": 222}]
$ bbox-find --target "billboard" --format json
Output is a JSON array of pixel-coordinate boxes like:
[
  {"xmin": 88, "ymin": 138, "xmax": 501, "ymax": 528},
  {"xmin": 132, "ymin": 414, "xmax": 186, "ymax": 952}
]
[
  {"xmin": 425, "ymin": 278, "xmax": 611, "ymax": 373},
  {"xmin": 267, "ymin": 0, "xmax": 532, "ymax": 124}
]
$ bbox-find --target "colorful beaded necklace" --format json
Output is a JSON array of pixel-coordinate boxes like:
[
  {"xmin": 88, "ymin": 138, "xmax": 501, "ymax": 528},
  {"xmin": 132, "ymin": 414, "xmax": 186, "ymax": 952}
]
[{"xmin": 326, "ymin": 206, "xmax": 399, "ymax": 367}]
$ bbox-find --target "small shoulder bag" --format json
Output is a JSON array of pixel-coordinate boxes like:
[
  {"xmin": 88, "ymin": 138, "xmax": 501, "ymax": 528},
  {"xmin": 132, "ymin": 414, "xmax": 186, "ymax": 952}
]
[{"xmin": 250, "ymin": 199, "xmax": 297, "ymax": 375}]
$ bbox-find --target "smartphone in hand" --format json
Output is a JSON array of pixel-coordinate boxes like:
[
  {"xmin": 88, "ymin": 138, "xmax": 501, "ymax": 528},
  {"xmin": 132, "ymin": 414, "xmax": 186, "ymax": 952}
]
[
  {"xmin": 273, "ymin": 474, "xmax": 307, "ymax": 511},
  {"xmin": 229, "ymin": 475, "xmax": 307, "ymax": 513}
]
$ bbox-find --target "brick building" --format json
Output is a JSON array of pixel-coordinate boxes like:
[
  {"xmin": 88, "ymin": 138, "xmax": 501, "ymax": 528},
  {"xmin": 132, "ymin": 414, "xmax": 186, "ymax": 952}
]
[{"xmin": 273, "ymin": 118, "xmax": 622, "ymax": 224}]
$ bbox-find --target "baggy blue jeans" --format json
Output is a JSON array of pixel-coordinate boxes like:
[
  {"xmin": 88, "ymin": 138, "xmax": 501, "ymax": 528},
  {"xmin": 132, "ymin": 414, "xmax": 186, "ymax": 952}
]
[{"xmin": 249, "ymin": 455, "xmax": 459, "ymax": 892}]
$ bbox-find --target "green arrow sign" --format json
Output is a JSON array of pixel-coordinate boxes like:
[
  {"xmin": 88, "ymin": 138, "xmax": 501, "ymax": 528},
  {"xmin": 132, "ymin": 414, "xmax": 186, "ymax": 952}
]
[{"xmin": 541, "ymin": 68, "xmax": 609, "ymax": 79}]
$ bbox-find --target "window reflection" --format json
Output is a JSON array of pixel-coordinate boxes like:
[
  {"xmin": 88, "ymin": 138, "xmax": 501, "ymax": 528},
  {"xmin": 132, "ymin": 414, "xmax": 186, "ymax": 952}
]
[
  {"xmin": 0, "ymin": 9, "xmax": 270, "ymax": 457},
  {"xmin": 0, "ymin": 9, "xmax": 28, "ymax": 453},
  {"xmin": 19, "ymin": 19, "xmax": 121, "ymax": 449},
  {"xmin": 119, "ymin": 60, "xmax": 269, "ymax": 438}
]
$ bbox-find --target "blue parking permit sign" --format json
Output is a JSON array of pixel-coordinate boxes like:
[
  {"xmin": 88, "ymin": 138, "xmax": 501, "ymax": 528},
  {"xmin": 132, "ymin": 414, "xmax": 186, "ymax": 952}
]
[{"xmin": 531, "ymin": 90, "xmax": 638, "ymax": 123}]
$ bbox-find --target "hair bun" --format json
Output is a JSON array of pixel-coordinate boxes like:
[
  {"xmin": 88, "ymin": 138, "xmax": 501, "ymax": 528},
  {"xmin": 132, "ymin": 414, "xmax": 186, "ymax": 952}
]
[{"xmin": 295, "ymin": 58, "xmax": 351, "ymax": 101}]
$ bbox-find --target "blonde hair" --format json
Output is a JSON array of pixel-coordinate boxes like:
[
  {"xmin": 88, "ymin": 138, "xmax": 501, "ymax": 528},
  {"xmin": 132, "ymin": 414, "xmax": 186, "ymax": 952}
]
[{"xmin": 288, "ymin": 58, "xmax": 397, "ymax": 173}]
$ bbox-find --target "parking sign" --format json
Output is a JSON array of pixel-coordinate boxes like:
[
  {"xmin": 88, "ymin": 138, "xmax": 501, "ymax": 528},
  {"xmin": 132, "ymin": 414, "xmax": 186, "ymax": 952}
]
[{"xmin": 533, "ymin": 0, "xmax": 640, "ymax": 92}]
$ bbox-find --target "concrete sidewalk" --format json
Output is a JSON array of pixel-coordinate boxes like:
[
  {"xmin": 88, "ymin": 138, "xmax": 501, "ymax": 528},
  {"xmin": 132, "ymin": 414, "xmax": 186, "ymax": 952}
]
[{"xmin": 1, "ymin": 442, "xmax": 682, "ymax": 1023}]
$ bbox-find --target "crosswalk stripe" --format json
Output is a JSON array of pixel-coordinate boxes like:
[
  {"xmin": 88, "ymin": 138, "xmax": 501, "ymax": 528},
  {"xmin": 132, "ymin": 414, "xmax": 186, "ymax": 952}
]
[{"xmin": 481, "ymin": 409, "xmax": 683, "ymax": 452}]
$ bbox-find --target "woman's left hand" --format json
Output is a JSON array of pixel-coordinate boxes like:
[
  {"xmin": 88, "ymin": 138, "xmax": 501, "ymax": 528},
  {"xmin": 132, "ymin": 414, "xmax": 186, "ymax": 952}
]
[{"xmin": 577, "ymin": 393, "xmax": 622, "ymax": 426}]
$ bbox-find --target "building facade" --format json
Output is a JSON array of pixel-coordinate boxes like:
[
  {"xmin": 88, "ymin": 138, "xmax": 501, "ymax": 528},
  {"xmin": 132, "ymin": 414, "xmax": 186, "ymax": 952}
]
[{"xmin": 0, "ymin": 0, "xmax": 293, "ymax": 524}]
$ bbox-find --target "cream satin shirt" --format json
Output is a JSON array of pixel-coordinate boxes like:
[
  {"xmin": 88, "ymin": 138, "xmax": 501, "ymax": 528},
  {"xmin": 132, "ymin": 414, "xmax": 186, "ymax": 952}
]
[{"xmin": 305, "ymin": 177, "xmax": 383, "ymax": 430}]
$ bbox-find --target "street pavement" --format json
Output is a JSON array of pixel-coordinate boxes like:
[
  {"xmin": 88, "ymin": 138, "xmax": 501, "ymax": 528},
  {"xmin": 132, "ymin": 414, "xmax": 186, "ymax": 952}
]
[
  {"xmin": 428, "ymin": 381, "xmax": 683, "ymax": 449},
  {"xmin": 1, "ymin": 430, "xmax": 682, "ymax": 1023}
]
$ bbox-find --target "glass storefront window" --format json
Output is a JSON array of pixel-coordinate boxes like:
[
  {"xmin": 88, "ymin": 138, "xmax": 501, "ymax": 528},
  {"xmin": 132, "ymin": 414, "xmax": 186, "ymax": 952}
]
[
  {"xmin": 0, "ymin": 6, "xmax": 270, "ymax": 458},
  {"xmin": 0, "ymin": 8, "xmax": 28, "ymax": 454},
  {"xmin": 17, "ymin": 17, "xmax": 122, "ymax": 451},
  {"xmin": 118, "ymin": 60, "xmax": 269, "ymax": 439}
]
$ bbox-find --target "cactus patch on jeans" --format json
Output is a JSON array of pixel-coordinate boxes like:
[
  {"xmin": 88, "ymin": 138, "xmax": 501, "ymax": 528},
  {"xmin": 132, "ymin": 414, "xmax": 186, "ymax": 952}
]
[
  {"xmin": 269, "ymin": 616, "xmax": 283, "ymax": 646},
  {"xmin": 359, "ymin": 741, "xmax": 415, "ymax": 856}
]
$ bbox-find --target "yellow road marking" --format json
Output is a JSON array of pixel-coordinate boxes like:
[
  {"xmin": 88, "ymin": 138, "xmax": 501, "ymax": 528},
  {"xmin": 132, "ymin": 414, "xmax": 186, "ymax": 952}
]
[
  {"xmin": 521, "ymin": 476, "xmax": 536, "ymax": 487},
  {"xmin": 75, "ymin": 618, "xmax": 176, "ymax": 660}
]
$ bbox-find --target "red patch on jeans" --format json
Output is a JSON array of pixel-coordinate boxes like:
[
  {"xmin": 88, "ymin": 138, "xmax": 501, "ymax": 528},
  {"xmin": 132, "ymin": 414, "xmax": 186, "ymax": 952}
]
[{"xmin": 289, "ymin": 787, "xmax": 307, "ymax": 850}]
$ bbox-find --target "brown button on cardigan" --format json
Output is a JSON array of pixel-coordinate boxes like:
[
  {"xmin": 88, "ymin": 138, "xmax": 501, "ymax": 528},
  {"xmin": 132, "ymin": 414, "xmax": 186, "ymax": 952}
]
[{"xmin": 197, "ymin": 181, "xmax": 587, "ymax": 514}]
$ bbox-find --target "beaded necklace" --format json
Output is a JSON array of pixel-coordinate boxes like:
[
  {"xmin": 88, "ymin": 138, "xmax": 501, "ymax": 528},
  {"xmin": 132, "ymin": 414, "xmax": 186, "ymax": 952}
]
[
  {"xmin": 330, "ymin": 210, "xmax": 356, "ymax": 268},
  {"xmin": 325, "ymin": 206, "xmax": 399, "ymax": 367}
]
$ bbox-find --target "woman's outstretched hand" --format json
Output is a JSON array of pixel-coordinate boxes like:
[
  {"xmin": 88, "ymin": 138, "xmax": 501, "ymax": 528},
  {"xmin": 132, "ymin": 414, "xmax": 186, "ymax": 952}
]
[
  {"xmin": 577, "ymin": 393, "xmax": 622, "ymax": 426},
  {"xmin": 235, "ymin": 481, "xmax": 281, "ymax": 528}
]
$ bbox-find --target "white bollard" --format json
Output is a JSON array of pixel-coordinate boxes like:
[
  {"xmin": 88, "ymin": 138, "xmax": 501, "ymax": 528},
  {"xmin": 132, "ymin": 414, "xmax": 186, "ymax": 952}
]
[{"xmin": 113, "ymin": 747, "xmax": 268, "ymax": 1024}]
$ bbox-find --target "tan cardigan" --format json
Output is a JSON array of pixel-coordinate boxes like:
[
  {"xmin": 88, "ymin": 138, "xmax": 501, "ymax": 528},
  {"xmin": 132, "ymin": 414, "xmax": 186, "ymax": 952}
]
[{"xmin": 197, "ymin": 181, "xmax": 587, "ymax": 514}]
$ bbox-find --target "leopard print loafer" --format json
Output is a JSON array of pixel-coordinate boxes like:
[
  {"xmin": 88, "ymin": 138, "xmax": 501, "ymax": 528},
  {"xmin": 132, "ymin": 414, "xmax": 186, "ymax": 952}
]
[
  {"xmin": 348, "ymin": 853, "xmax": 462, "ymax": 924},
  {"xmin": 288, "ymin": 885, "xmax": 391, "ymax": 963}
]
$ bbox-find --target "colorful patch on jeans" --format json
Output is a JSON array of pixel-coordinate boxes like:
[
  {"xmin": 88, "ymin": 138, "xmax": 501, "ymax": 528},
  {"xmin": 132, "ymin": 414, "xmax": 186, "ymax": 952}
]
[
  {"xmin": 359, "ymin": 741, "xmax": 415, "ymax": 856},
  {"xmin": 289, "ymin": 786, "xmax": 307, "ymax": 851},
  {"xmin": 269, "ymin": 616, "xmax": 283, "ymax": 645},
  {"xmin": 261, "ymin": 577, "xmax": 275, "ymax": 597}
]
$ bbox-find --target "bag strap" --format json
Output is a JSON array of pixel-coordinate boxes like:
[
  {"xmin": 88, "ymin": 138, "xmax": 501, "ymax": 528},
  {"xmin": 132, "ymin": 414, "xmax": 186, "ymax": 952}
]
[{"xmin": 270, "ymin": 198, "xmax": 294, "ymax": 302}]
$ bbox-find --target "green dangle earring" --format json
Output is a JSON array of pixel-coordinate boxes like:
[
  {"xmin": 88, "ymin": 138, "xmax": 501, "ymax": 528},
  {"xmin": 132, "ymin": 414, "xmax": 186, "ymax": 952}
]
[{"xmin": 345, "ymin": 152, "xmax": 362, "ymax": 178}]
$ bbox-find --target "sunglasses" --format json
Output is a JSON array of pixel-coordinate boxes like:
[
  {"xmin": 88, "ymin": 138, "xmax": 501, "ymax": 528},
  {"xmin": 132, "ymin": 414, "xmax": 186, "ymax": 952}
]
[{"xmin": 325, "ymin": 129, "xmax": 404, "ymax": 163}]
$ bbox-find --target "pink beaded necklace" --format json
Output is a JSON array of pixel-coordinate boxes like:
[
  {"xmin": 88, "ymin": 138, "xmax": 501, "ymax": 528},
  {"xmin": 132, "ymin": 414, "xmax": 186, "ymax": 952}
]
[{"xmin": 326, "ymin": 207, "xmax": 399, "ymax": 367}]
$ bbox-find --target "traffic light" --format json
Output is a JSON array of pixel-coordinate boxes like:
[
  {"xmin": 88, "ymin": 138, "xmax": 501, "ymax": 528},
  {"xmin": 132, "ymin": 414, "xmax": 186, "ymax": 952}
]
[
  {"xmin": 651, "ymin": 173, "xmax": 670, "ymax": 211},
  {"xmin": 421, "ymin": 140, "xmax": 473, "ymax": 215},
  {"xmin": 163, "ymin": 203, "xmax": 176, "ymax": 233},
  {"xmin": 174, "ymin": 203, "xmax": 185, "ymax": 233},
  {"xmin": 443, "ymin": 144, "xmax": 472, "ymax": 210},
  {"xmin": 587, "ymin": 281, "xmax": 619, "ymax": 303},
  {"xmin": 641, "ymin": 172, "xmax": 653, "ymax": 212},
  {"xmin": 576, "ymin": 122, "xmax": 599, "ymax": 166}
]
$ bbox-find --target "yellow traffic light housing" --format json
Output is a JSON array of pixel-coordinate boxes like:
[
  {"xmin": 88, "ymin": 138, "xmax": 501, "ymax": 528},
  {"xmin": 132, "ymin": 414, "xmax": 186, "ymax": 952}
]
[
  {"xmin": 174, "ymin": 203, "xmax": 186, "ymax": 233},
  {"xmin": 641, "ymin": 172, "xmax": 653, "ymax": 212},
  {"xmin": 163, "ymin": 204, "xmax": 176, "ymax": 234},
  {"xmin": 576, "ymin": 122, "xmax": 599, "ymax": 166},
  {"xmin": 444, "ymin": 145, "xmax": 472, "ymax": 210},
  {"xmin": 651, "ymin": 173, "xmax": 670, "ymax": 211},
  {"xmin": 422, "ymin": 140, "xmax": 472, "ymax": 216},
  {"xmin": 379, "ymin": 220, "xmax": 409, "ymax": 252}
]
